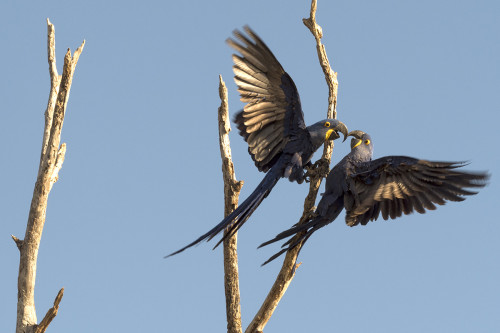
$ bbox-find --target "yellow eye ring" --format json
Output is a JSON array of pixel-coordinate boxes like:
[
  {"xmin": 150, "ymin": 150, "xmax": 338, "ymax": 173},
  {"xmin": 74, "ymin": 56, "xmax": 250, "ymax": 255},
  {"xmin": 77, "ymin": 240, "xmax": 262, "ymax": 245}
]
[
  {"xmin": 364, "ymin": 139, "xmax": 371, "ymax": 145},
  {"xmin": 325, "ymin": 121, "xmax": 330, "ymax": 127}
]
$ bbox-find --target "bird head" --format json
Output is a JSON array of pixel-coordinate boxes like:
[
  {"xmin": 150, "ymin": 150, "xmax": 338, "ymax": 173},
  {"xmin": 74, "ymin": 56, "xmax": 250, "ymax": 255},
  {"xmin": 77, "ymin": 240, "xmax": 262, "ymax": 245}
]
[
  {"xmin": 348, "ymin": 130, "xmax": 373, "ymax": 155},
  {"xmin": 307, "ymin": 119, "xmax": 348, "ymax": 146}
]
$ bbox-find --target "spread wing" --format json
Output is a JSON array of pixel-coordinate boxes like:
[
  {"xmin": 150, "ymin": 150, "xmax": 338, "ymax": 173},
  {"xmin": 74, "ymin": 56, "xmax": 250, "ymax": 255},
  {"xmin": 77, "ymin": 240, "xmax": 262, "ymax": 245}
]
[
  {"xmin": 345, "ymin": 156, "xmax": 489, "ymax": 226},
  {"xmin": 228, "ymin": 26, "xmax": 307, "ymax": 172}
]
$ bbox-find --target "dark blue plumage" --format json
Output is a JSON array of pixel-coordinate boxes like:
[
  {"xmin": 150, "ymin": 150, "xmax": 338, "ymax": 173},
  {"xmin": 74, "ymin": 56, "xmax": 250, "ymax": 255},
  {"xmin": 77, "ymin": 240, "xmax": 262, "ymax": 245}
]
[
  {"xmin": 166, "ymin": 27, "xmax": 348, "ymax": 257},
  {"xmin": 260, "ymin": 131, "xmax": 489, "ymax": 265}
]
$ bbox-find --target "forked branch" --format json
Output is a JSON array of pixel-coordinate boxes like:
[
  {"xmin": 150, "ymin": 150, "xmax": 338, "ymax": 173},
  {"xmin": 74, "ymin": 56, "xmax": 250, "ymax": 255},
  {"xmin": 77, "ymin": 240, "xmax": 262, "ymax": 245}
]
[{"xmin": 14, "ymin": 19, "xmax": 84, "ymax": 333}]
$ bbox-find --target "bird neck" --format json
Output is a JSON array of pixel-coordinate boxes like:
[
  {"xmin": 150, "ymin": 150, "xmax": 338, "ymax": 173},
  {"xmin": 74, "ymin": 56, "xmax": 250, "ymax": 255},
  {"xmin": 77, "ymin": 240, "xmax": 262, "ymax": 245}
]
[
  {"xmin": 307, "ymin": 126, "xmax": 327, "ymax": 151},
  {"xmin": 349, "ymin": 148, "xmax": 372, "ymax": 163}
]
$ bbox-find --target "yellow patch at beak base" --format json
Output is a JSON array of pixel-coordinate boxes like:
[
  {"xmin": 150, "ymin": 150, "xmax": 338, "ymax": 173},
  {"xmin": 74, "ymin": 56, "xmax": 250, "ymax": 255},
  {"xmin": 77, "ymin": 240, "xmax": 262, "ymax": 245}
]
[
  {"xmin": 325, "ymin": 129, "xmax": 334, "ymax": 140},
  {"xmin": 352, "ymin": 139, "xmax": 362, "ymax": 149}
]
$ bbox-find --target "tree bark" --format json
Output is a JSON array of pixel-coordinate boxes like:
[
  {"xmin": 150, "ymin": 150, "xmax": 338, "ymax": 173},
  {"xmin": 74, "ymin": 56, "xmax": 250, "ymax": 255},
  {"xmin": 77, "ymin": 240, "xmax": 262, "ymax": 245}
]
[
  {"xmin": 218, "ymin": 76, "xmax": 244, "ymax": 333},
  {"xmin": 13, "ymin": 19, "xmax": 84, "ymax": 333}
]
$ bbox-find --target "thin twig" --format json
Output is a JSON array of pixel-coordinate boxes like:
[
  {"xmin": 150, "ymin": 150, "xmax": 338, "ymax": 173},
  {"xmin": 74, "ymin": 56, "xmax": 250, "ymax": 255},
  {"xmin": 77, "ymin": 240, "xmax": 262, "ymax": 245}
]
[
  {"xmin": 219, "ymin": 76, "xmax": 244, "ymax": 333},
  {"xmin": 246, "ymin": 1, "xmax": 339, "ymax": 331},
  {"xmin": 39, "ymin": 19, "xmax": 60, "ymax": 173},
  {"xmin": 34, "ymin": 288, "xmax": 64, "ymax": 333},
  {"xmin": 15, "ymin": 19, "xmax": 84, "ymax": 333},
  {"xmin": 303, "ymin": 0, "xmax": 338, "ymax": 121},
  {"xmin": 11, "ymin": 235, "xmax": 23, "ymax": 251}
]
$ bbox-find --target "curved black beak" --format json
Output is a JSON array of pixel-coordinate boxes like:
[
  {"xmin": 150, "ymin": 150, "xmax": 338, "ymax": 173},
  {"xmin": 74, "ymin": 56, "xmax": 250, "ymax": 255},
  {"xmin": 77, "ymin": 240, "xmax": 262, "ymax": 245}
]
[
  {"xmin": 330, "ymin": 120, "xmax": 348, "ymax": 142},
  {"xmin": 347, "ymin": 130, "xmax": 366, "ymax": 140},
  {"xmin": 348, "ymin": 130, "xmax": 366, "ymax": 149}
]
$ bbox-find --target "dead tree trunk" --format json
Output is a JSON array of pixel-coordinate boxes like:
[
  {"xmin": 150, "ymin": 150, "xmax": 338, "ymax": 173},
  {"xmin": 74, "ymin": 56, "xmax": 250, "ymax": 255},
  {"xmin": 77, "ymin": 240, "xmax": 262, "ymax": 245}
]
[{"xmin": 12, "ymin": 19, "xmax": 84, "ymax": 333}]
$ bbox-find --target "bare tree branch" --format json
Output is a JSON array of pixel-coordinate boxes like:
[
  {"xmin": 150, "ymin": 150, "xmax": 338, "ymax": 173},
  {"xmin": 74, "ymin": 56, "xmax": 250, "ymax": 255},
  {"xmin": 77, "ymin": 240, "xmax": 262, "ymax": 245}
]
[
  {"xmin": 246, "ymin": 1, "xmax": 339, "ymax": 331},
  {"xmin": 11, "ymin": 235, "xmax": 23, "ymax": 251},
  {"xmin": 14, "ymin": 19, "xmax": 84, "ymax": 333},
  {"xmin": 34, "ymin": 288, "xmax": 64, "ymax": 333},
  {"xmin": 303, "ymin": 0, "xmax": 338, "ymax": 121},
  {"xmin": 219, "ymin": 76, "xmax": 244, "ymax": 333},
  {"xmin": 39, "ymin": 19, "xmax": 60, "ymax": 172}
]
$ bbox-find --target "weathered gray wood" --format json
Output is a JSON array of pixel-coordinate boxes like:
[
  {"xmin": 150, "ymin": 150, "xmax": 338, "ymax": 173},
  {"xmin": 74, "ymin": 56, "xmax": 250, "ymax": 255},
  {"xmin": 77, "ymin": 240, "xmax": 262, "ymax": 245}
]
[
  {"xmin": 218, "ymin": 76, "xmax": 244, "ymax": 333},
  {"xmin": 14, "ymin": 19, "xmax": 84, "ymax": 333}
]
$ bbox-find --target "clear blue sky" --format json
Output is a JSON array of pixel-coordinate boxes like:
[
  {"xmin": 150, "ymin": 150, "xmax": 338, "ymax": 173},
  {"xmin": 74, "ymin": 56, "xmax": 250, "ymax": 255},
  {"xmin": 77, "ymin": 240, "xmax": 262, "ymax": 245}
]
[{"xmin": 1, "ymin": 1, "xmax": 498, "ymax": 332}]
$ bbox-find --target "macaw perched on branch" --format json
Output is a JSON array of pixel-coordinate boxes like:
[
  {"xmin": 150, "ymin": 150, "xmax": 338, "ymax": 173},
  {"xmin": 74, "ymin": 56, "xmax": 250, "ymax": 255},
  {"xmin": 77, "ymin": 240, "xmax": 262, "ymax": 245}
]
[{"xmin": 167, "ymin": 27, "xmax": 348, "ymax": 257}]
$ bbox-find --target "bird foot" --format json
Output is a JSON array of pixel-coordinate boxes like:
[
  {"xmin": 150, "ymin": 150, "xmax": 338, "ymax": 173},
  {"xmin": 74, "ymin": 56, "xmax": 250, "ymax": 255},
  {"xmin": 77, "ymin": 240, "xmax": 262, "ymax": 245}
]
[
  {"xmin": 304, "ymin": 159, "xmax": 330, "ymax": 181},
  {"xmin": 307, "ymin": 208, "xmax": 317, "ymax": 220}
]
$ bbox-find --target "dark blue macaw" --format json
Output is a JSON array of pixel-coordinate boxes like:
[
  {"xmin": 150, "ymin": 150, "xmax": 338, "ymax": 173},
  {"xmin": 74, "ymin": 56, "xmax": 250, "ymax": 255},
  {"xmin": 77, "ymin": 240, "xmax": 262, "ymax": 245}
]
[
  {"xmin": 260, "ymin": 130, "xmax": 489, "ymax": 264},
  {"xmin": 166, "ymin": 27, "xmax": 348, "ymax": 257}
]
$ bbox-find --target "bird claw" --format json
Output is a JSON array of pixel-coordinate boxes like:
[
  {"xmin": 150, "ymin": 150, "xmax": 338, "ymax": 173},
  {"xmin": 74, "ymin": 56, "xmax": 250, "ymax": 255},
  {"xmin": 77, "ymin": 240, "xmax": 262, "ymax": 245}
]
[
  {"xmin": 304, "ymin": 159, "xmax": 330, "ymax": 180},
  {"xmin": 302, "ymin": 171, "xmax": 312, "ymax": 183},
  {"xmin": 302, "ymin": 174, "xmax": 311, "ymax": 183},
  {"xmin": 307, "ymin": 208, "xmax": 317, "ymax": 220},
  {"xmin": 295, "ymin": 174, "xmax": 306, "ymax": 184}
]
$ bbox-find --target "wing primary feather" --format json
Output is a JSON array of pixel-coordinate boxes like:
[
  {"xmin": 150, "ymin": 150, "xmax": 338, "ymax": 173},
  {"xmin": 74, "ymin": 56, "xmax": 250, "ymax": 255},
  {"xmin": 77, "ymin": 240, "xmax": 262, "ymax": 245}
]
[
  {"xmin": 244, "ymin": 111, "xmax": 285, "ymax": 127},
  {"xmin": 232, "ymin": 55, "xmax": 268, "ymax": 83},
  {"xmin": 244, "ymin": 101, "xmax": 281, "ymax": 113},
  {"xmin": 227, "ymin": 39, "xmax": 268, "ymax": 72},
  {"xmin": 233, "ymin": 67, "xmax": 269, "ymax": 88}
]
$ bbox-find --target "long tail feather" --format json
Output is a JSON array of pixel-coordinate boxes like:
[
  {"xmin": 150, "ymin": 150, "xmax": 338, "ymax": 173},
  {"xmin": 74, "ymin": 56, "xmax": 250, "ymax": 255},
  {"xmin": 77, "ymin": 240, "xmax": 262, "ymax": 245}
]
[
  {"xmin": 165, "ymin": 168, "xmax": 281, "ymax": 258},
  {"xmin": 259, "ymin": 196, "xmax": 344, "ymax": 265}
]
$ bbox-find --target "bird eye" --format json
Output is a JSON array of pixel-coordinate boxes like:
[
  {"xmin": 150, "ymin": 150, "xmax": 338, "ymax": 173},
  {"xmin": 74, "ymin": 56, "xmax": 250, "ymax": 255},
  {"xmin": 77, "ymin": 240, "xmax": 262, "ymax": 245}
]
[
  {"xmin": 364, "ymin": 140, "xmax": 370, "ymax": 145},
  {"xmin": 324, "ymin": 122, "xmax": 330, "ymax": 127}
]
